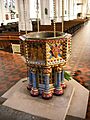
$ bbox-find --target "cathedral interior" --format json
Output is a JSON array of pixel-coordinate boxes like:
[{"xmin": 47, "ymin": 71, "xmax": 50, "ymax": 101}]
[{"xmin": 0, "ymin": 0, "xmax": 90, "ymax": 120}]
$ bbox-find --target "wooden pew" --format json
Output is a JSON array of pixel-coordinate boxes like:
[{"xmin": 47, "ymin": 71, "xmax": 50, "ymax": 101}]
[{"xmin": 0, "ymin": 32, "xmax": 21, "ymax": 52}]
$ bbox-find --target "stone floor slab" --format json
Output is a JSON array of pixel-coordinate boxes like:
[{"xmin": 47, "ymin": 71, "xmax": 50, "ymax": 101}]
[
  {"xmin": 67, "ymin": 79, "xmax": 89, "ymax": 119},
  {"xmin": 2, "ymin": 78, "xmax": 74, "ymax": 120}
]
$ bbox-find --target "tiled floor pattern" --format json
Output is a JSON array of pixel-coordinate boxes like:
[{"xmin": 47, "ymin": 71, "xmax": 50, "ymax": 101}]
[
  {"xmin": 0, "ymin": 21, "xmax": 90, "ymax": 119},
  {"xmin": 0, "ymin": 51, "xmax": 27, "ymax": 96},
  {"xmin": 65, "ymin": 22, "xmax": 90, "ymax": 90}
]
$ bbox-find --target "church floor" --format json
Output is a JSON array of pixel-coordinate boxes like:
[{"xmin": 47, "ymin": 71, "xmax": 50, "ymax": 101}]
[
  {"xmin": 0, "ymin": 21, "xmax": 90, "ymax": 120},
  {"xmin": 65, "ymin": 21, "xmax": 90, "ymax": 90},
  {"xmin": 0, "ymin": 51, "xmax": 27, "ymax": 97}
]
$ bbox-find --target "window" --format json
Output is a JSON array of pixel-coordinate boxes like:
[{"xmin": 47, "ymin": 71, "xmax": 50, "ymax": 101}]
[
  {"xmin": 11, "ymin": 13, "xmax": 15, "ymax": 19},
  {"xmin": 16, "ymin": 14, "xmax": 19, "ymax": 18},
  {"xmin": 87, "ymin": 0, "xmax": 90, "ymax": 14},
  {"xmin": 4, "ymin": 0, "xmax": 15, "ymax": 9},
  {"xmin": 5, "ymin": 14, "xmax": 9, "ymax": 20}
]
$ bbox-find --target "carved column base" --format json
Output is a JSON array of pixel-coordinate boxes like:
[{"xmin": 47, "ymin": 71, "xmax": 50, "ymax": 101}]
[
  {"xmin": 27, "ymin": 84, "xmax": 32, "ymax": 91},
  {"xmin": 61, "ymin": 82, "xmax": 67, "ymax": 89},
  {"xmin": 42, "ymin": 91, "xmax": 53, "ymax": 99},
  {"xmin": 30, "ymin": 88, "xmax": 39, "ymax": 97},
  {"xmin": 54, "ymin": 87, "xmax": 64, "ymax": 95}
]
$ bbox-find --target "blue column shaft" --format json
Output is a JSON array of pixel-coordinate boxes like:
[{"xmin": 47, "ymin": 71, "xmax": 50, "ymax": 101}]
[
  {"xmin": 28, "ymin": 71, "xmax": 32, "ymax": 84},
  {"xmin": 57, "ymin": 72, "xmax": 61, "ymax": 88},
  {"xmin": 61, "ymin": 70, "xmax": 64, "ymax": 82},
  {"xmin": 32, "ymin": 72, "xmax": 36, "ymax": 88},
  {"xmin": 44, "ymin": 75, "xmax": 49, "ymax": 92},
  {"xmin": 55, "ymin": 71, "xmax": 57, "ymax": 86}
]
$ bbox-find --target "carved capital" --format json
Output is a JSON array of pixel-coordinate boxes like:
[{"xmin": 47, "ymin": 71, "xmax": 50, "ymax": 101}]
[
  {"xmin": 43, "ymin": 66, "xmax": 52, "ymax": 74},
  {"xmin": 60, "ymin": 62, "xmax": 66, "ymax": 67},
  {"xmin": 55, "ymin": 66, "xmax": 62, "ymax": 72},
  {"xmin": 31, "ymin": 68, "xmax": 36, "ymax": 73}
]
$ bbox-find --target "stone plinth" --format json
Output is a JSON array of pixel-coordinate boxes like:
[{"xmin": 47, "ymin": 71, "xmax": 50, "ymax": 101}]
[{"xmin": 2, "ymin": 78, "xmax": 74, "ymax": 120}]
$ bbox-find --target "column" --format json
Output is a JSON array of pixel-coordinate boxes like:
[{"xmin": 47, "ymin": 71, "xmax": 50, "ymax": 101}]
[
  {"xmin": 64, "ymin": 0, "xmax": 69, "ymax": 21},
  {"xmin": 40, "ymin": 0, "xmax": 51, "ymax": 25},
  {"xmin": 30, "ymin": 68, "xmax": 39, "ymax": 96},
  {"xmin": 54, "ymin": 66, "xmax": 64, "ymax": 95},
  {"xmin": 61, "ymin": 66, "xmax": 67, "ymax": 89},
  {"xmin": 25, "ymin": 0, "xmax": 32, "ymax": 31},
  {"xmin": 55, "ymin": 0, "xmax": 61, "ymax": 22},
  {"xmin": 42, "ymin": 66, "xmax": 52, "ymax": 99},
  {"xmin": 68, "ymin": 0, "xmax": 70, "ymax": 20},
  {"xmin": 57, "ymin": 0, "xmax": 68, "ymax": 22},
  {"xmin": 17, "ymin": 0, "xmax": 25, "ymax": 31},
  {"xmin": 17, "ymin": 0, "xmax": 32, "ymax": 31},
  {"xmin": 27, "ymin": 69, "xmax": 32, "ymax": 90},
  {"xmin": 73, "ymin": 0, "xmax": 77, "ymax": 19},
  {"xmin": 82, "ymin": 0, "xmax": 88, "ymax": 18},
  {"xmin": 44, "ymin": 75, "xmax": 50, "ymax": 92},
  {"xmin": 69, "ymin": 0, "xmax": 74, "ymax": 20},
  {"xmin": 57, "ymin": 0, "xmax": 62, "ymax": 22},
  {"xmin": 62, "ymin": 0, "xmax": 64, "ymax": 33}
]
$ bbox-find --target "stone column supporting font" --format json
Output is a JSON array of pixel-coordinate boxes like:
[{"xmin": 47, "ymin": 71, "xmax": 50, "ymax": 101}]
[
  {"xmin": 42, "ymin": 66, "xmax": 53, "ymax": 99},
  {"xmin": 30, "ymin": 68, "xmax": 39, "ymax": 96}
]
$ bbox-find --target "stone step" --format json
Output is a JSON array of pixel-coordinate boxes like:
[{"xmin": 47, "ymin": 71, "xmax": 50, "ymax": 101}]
[
  {"xmin": 66, "ymin": 79, "xmax": 89, "ymax": 119},
  {"xmin": 2, "ymin": 78, "xmax": 75, "ymax": 120}
]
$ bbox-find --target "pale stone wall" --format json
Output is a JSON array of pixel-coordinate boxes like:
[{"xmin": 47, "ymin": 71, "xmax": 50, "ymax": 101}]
[
  {"xmin": 0, "ymin": 0, "xmax": 89, "ymax": 28},
  {"xmin": 40, "ymin": 0, "xmax": 51, "ymax": 25},
  {"xmin": 75, "ymin": 0, "xmax": 88, "ymax": 18}
]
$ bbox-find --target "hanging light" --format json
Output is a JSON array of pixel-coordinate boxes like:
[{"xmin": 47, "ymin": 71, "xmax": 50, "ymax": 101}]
[
  {"xmin": 62, "ymin": 0, "xmax": 64, "ymax": 33},
  {"xmin": 36, "ymin": 0, "xmax": 39, "ymax": 32},
  {"xmin": 53, "ymin": 0, "xmax": 56, "ymax": 37}
]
